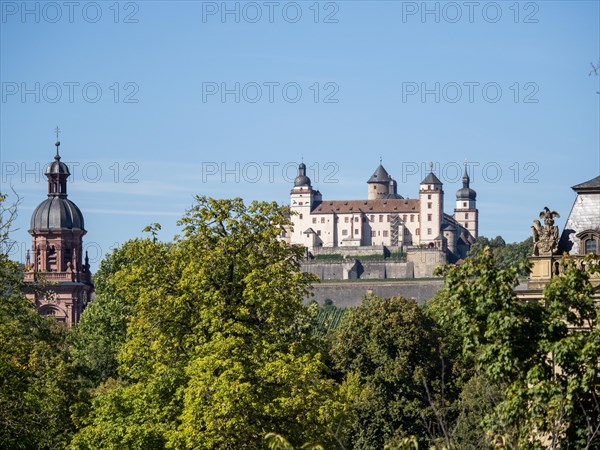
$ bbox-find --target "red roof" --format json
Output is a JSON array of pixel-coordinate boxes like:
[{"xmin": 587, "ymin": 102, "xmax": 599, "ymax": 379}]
[{"xmin": 311, "ymin": 199, "xmax": 420, "ymax": 214}]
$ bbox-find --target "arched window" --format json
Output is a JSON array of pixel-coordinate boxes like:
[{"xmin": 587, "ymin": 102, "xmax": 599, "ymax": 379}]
[
  {"xmin": 576, "ymin": 230, "xmax": 600, "ymax": 256},
  {"xmin": 585, "ymin": 239, "xmax": 597, "ymax": 255}
]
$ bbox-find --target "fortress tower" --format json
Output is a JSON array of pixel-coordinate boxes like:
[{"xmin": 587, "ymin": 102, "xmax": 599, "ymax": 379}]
[
  {"xmin": 419, "ymin": 167, "xmax": 443, "ymax": 246},
  {"xmin": 367, "ymin": 164, "xmax": 391, "ymax": 200}
]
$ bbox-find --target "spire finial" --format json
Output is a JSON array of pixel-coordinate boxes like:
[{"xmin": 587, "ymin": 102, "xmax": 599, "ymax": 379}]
[
  {"xmin": 379, "ymin": 156, "xmax": 382, "ymax": 164},
  {"xmin": 83, "ymin": 250, "xmax": 90, "ymax": 272},
  {"xmin": 54, "ymin": 126, "xmax": 61, "ymax": 160},
  {"xmin": 464, "ymin": 158, "xmax": 467, "ymax": 167},
  {"xmin": 429, "ymin": 161, "xmax": 433, "ymax": 171}
]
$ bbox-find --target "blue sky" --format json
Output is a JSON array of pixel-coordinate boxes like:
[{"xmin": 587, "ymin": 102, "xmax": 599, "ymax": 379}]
[{"xmin": 1, "ymin": 0, "xmax": 599, "ymax": 270}]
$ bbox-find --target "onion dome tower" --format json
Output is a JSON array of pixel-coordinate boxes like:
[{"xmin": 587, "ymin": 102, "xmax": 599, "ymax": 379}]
[
  {"xmin": 24, "ymin": 137, "xmax": 93, "ymax": 325},
  {"xmin": 454, "ymin": 163, "xmax": 478, "ymax": 238}
]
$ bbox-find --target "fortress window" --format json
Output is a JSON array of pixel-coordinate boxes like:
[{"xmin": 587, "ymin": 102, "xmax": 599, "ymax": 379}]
[
  {"xmin": 410, "ymin": 215, "xmax": 414, "ymax": 222},
  {"xmin": 379, "ymin": 215, "xmax": 383, "ymax": 222},
  {"xmin": 383, "ymin": 231, "xmax": 388, "ymax": 237},
  {"xmin": 354, "ymin": 229, "xmax": 359, "ymax": 235},
  {"xmin": 299, "ymin": 214, "xmax": 303, "ymax": 219},
  {"xmin": 371, "ymin": 231, "xmax": 376, "ymax": 237},
  {"xmin": 427, "ymin": 194, "xmax": 431, "ymax": 200},
  {"xmin": 344, "ymin": 217, "xmax": 349, "ymax": 223},
  {"xmin": 321, "ymin": 218, "xmax": 325, "ymax": 223},
  {"xmin": 465, "ymin": 213, "xmax": 469, "ymax": 219},
  {"xmin": 370, "ymin": 215, "xmax": 374, "ymax": 222},
  {"xmin": 317, "ymin": 230, "xmax": 321, "ymax": 236},
  {"xmin": 427, "ymin": 214, "xmax": 432, "ymax": 221},
  {"xmin": 428, "ymin": 202, "xmax": 432, "ymax": 209},
  {"xmin": 355, "ymin": 217, "xmax": 359, "ymax": 222},
  {"xmin": 463, "ymin": 202, "xmax": 467, "ymax": 207},
  {"xmin": 342, "ymin": 229, "xmax": 348, "ymax": 236},
  {"xmin": 403, "ymin": 215, "xmax": 407, "ymax": 221},
  {"xmin": 312, "ymin": 218, "xmax": 317, "ymax": 224},
  {"xmin": 387, "ymin": 216, "xmax": 391, "ymax": 222},
  {"xmin": 416, "ymin": 228, "xmax": 420, "ymax": 235},
  {"xmin": 427, "ymin": 228, "xmax": 432, "ymax": 235}
]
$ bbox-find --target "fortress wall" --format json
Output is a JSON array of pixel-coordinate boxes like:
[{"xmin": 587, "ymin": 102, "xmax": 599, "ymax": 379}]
[
  {"xmin": 302, "ymin": 260, "xmax": 414, "ymax": 280},
  {"xmin": 302, "ymin": 261, "xmax": 344, "ymax": 280},
  {"xmin": 305, "ymin": 279, "xmax": 445, "ymax": 308},
  {"xmin": 406, "ymin": 249, "xmax": 447, "ymax": 278}
]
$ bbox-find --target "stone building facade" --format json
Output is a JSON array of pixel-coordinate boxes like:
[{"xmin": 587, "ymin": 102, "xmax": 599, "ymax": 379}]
[
  {"xmin": 23, "ymin": 141, "xmax": 94, "ymax": 325},
  {"xmin": 524, "ymin": 174, "xmax": 600, "ymax": 297}
]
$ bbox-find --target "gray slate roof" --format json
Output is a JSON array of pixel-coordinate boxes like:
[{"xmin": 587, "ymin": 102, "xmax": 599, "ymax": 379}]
[
  {"xmin": 30, "ymin": 196, "xmax": 85, "ymax": 231},
  {"xmin": 421, "ymin": 172, "xmax": 442, "ymax": 185},
  {"xmin": 367, "ymin": 165, "xmax": 391, "ymax": 183},
  {"xmin": 559, "ymin": 175, "xmax": 600, "ymax": 254},
  {"xmin": 572, "ymin": 175, "xmax": 600, "ymax": 193}
]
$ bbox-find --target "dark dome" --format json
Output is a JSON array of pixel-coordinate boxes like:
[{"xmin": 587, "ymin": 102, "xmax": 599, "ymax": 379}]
[
  {"xmin": 294, "ymin": 163, "xmax": 311, "ymax": 186},
  {"xmin": 456, "ymin": 187, "xmax": 476, "ymax": 201},
  {"xmin": 45, "ymin": 159, "xmax": 70, "ymax": 175},
  {"xmin": 294, "ymin": 174, "xmax": 311, "ymax": 186},
  {"xmin": 30, "ymin": 197, "xmax": 85, "ymax": 231}
]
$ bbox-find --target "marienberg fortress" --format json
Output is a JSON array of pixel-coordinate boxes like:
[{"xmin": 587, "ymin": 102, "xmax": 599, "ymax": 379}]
[{"xmin": 281, "ymin": 162, "xmax": 478, "ymax": 280}]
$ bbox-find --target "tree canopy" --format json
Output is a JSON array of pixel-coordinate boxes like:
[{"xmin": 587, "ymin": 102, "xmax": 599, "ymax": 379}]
[
  {"xmin": 0, "ymin": 194, "xmax": 81, "ymax": 449},
  {"xmin": 71, "ymin": 197, "xmax": 347, "ymax": 449},
  {"xmin": 1, "ymin": 192, "xmax": 598, "ymax": 450},
  {"xmin": 467, "ymin": 235, "xmax": 533, "ymax": 275}
]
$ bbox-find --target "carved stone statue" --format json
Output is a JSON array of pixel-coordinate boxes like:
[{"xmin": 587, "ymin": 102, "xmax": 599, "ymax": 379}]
[{"xmin": 532, "ymin": 207, "xmax": 560, "ymax": 256}]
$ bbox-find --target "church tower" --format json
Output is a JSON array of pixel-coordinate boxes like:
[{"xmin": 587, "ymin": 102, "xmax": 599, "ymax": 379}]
[
  {"xmin": 24, "ymin": 138, "xmax": 93, "ymax": 325},
  {"xmin": 419, "ymin": 166, "xmax": 443, "ymax": 246},
  {"xmin": 454, "ymin": 164, "xmax": 478, "ymax": 238}
]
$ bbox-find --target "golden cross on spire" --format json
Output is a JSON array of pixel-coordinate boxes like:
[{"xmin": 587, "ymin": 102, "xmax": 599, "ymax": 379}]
[
  {"xmin": 429, "ymin": 161, "xmax": 433, "ymax": 171},
  {"xmin": 54, "ymin": 126, "xmax": 61, "ymax": 140}
]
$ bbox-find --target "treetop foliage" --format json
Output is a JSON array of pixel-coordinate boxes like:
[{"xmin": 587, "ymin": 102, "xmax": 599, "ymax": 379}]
[{"xmin": 1, "ymin": 194, "xmax": 599, "ymax": 450}]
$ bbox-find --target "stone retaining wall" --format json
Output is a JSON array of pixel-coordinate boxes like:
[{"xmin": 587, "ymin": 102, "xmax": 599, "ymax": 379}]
[{"xmin": 305, "ymin": 279, "xmax": 445, "ymax": 307}]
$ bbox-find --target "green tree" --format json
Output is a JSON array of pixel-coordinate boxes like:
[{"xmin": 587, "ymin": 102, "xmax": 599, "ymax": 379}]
[
  {"xmin": 467, "ymin": 236, "xmax": 533, "ymax": 275},
  {"xmin": 71, "ymin": 197, "xmax": 348, "ymax": 449},
  {"xmin": 449, "ymin": 373, "xmax": 503, "ymax": 450},
  {"xmin": 330, "ymin": 295, "xmax": 444, "ymax": 449},
  {"xmin": 71, "ymin": 241, "xmax": 144, "ymax": 385},
  {"xmin": 435, "ymin": 248, "xmax": 600, "ymax": 449},
  {"xmin": 0, "ymin": 193, "xmax": 78, "ymax": 449}
]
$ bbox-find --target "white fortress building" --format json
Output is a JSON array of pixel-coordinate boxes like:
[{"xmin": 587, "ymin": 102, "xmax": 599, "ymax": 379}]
[{"xmin": 285, "ymin": 162, "xmax": 478, "ymax": 262}]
